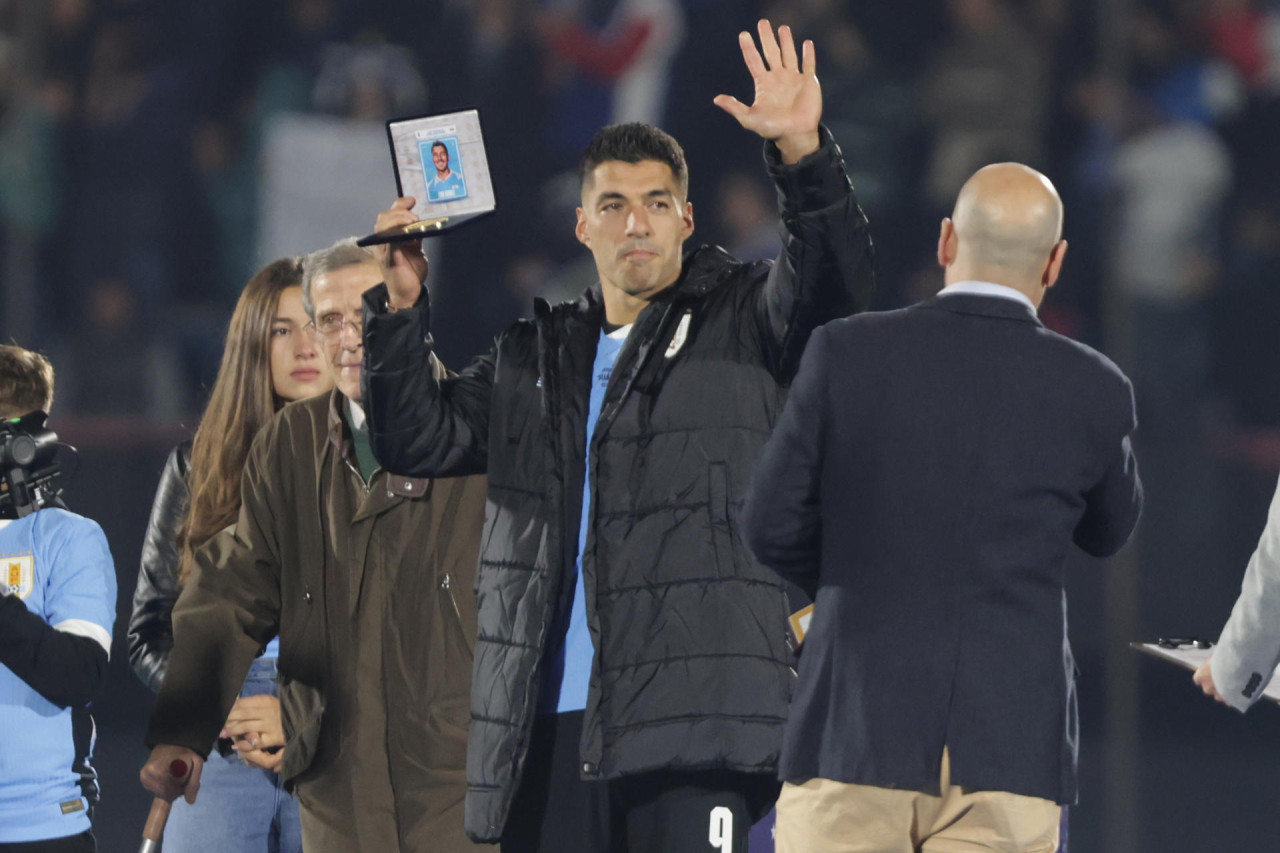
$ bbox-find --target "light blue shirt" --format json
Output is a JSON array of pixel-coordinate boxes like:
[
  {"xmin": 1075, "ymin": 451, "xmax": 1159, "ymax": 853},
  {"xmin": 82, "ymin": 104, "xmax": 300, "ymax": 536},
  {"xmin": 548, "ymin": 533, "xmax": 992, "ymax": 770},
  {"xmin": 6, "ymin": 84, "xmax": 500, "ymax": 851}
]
[
  {"xmin": 543, "ymin": 325, "xmax": 630, "ymax": 713},
  {"xmin": 0, "ymin": 509, "xmax": 116, "ymax": 843},
  {"xmin": 427, "ymin": 170, "xmax": 467, "ymax": 202},
  {"xmin": 939, "ymin": 280, "xmax": 1038, "ymax": 315}
]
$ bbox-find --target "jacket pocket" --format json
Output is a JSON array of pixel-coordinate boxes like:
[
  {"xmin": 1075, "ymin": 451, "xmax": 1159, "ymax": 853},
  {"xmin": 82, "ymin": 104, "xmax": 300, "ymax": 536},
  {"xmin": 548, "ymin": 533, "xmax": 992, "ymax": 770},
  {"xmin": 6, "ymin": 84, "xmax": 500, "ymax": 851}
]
[{"xmin": 278, "ymin": 677, "xmax": 325, "ymax": 784}]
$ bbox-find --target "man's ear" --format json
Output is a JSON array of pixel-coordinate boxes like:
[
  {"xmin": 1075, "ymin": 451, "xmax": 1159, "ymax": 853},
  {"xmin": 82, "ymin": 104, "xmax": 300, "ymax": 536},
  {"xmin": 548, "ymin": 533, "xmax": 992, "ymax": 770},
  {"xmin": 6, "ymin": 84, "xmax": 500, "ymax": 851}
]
[
  {"xmin": 1039, "ymin": 239, "xmax": 1070, "ymax": 289},
  {"xmin": 1043, "ymin": 239, "xmax": 1068, "ymax": 290},
  {"xmin": 681, "ymin": 200, "xmax": 695, "ymax": 241},
  {"xmin": 575, "ymin": 208, "xmax": 590, "ymax": 247},
  {"xmin": 937, "ymin": 218, "xmax": 957, "ymax": 268}
]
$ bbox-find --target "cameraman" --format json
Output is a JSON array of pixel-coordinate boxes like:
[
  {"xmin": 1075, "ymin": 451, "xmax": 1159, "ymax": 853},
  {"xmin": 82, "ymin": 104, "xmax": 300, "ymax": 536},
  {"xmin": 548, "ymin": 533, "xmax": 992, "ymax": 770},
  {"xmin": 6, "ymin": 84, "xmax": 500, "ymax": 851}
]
[{"xmin": 0, "ymin": 345, "xmax": 117, "ymax": 853}]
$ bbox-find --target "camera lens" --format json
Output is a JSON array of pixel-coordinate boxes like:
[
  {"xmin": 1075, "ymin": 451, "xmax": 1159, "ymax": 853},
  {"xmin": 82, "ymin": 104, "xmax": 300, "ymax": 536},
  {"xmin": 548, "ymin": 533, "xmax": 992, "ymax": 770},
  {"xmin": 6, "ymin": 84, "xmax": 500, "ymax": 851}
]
[{"xmin": 3, "ymin": 434, "xmax": 37, "ymax": 467}]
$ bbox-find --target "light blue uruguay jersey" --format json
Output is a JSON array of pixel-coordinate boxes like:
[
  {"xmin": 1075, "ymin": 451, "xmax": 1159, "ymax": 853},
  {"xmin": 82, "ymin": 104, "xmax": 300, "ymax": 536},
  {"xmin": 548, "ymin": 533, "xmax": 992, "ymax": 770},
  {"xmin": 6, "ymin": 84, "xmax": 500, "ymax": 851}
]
[{"xmin": 0, "ymin": 509, "xmax": 116, "ymax": 843}]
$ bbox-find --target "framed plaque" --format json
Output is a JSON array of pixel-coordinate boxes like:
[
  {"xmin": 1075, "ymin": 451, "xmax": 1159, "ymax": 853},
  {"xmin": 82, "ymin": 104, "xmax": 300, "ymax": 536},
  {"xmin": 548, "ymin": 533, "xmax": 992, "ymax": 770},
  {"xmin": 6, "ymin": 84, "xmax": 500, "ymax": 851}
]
[{"xmin": 358, "ymin": 109, "xmax": 496, "ymax": 245}]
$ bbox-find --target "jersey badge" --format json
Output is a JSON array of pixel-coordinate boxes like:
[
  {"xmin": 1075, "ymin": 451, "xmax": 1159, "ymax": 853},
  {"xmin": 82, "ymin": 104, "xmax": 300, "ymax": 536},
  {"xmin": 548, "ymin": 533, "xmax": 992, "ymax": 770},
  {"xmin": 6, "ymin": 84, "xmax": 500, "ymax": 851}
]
[
  {"xmin": 4, "ymin": 554, "xmax": 34, "ymax": 599},
  {"xmin": 665, "ymin": 310, "xmax": 692, "ymax": 359}
]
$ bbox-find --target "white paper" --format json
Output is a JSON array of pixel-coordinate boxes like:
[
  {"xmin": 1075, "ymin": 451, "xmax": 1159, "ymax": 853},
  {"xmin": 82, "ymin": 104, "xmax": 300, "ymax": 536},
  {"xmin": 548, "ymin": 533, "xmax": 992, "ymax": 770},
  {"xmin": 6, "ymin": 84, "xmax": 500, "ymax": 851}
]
[{"xmin": 1133, "ymin": 642, "xmax": 1280, "ymax": 705}]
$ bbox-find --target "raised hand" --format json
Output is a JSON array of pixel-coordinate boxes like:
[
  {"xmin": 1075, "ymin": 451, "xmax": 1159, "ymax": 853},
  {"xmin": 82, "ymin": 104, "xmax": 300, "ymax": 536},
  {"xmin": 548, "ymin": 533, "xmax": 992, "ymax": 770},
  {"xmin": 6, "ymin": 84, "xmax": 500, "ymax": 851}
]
[
  {"xmin": 713, "ymin": 19, "xmax": 822, "ymax": 164},
  {"xmin": 373, "ymin": 197, "xmax": 430, "ymax": 309}
]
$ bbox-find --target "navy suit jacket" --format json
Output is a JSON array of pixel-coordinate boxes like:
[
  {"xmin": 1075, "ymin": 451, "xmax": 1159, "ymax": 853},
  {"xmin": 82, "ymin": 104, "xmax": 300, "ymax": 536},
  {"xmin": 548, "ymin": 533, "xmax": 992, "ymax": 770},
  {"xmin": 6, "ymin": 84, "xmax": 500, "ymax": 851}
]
[{"xmin": 742, "ymin": 293, "xmax": 1142, "ymax": 805}]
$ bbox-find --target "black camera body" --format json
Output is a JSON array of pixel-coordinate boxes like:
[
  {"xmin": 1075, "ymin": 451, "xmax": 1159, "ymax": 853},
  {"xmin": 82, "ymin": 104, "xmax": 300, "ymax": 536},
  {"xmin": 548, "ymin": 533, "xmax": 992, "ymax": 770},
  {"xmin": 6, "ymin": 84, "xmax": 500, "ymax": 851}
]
[{"xmin": 0, "ymin": 411, "xmax": 63, "ymax": 518}]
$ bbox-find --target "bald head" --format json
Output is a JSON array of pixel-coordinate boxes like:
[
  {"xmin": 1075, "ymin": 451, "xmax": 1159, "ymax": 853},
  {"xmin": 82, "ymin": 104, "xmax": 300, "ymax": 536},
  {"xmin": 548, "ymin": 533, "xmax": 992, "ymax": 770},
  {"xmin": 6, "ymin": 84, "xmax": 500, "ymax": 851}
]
[{"xmin": 939, "ymin": 163, "xmax": 1067, "ymax": 302}]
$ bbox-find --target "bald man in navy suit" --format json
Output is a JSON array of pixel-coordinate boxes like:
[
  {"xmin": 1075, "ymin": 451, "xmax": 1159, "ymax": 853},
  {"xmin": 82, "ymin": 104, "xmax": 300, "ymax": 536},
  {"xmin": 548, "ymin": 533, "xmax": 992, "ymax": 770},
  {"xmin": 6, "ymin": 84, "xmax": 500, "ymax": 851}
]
[{"xmin": 743, "ymin": 164, "xmax": 1143, "ymax": 853}]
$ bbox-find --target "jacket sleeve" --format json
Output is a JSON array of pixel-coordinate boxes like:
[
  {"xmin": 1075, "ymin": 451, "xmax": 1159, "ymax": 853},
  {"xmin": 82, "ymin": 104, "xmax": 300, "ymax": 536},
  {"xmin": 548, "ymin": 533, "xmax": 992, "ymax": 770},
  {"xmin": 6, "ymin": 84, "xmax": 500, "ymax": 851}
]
[
  {"xmin": 742, "ymin": 325, "xmax": 829, "ymax": 599},
  {"xmin": 361, "ymin": 283, "xmax": 495, "ymax": 478},
  {"xmin": 755, "ymin": 125, "xmax": 876, "ymax": 383},
  {"xmin": 1073, "ymin": 379, "xmax": 1143, "ymax": 557},
  {"xmin": 145, "ymin": 423, "xmax": 285, "ymax": 756},
  {"xmin": 1211, "ymin": 472, "xmax": 1280, "ymax": 712},
  {"xmin": 128, "ymin": 444, "xmax": 189, "ymax": 692},
  {"xmin": 0, "ymin": 511, "xmax": 116, "ymax": 708},
  {"xmin": 0, "ymin": 594, "xmax": 109, "ymax": 708}
]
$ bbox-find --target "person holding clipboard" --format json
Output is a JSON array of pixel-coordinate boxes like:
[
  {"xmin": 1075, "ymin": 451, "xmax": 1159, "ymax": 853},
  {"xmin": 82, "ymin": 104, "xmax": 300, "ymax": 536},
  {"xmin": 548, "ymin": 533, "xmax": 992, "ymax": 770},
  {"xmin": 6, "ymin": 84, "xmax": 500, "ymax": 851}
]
[{"xmin": 1194, "ymin": 474, "xmax": 1280, "ymax": 711}]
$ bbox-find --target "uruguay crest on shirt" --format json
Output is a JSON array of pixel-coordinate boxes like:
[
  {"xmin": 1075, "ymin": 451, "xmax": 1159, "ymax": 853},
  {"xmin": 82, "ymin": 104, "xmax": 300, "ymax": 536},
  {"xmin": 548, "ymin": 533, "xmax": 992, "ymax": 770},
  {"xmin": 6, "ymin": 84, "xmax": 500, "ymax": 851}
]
[{"xmin": 3, "ymin": 553, "xmax": 34, "ymax": 599}]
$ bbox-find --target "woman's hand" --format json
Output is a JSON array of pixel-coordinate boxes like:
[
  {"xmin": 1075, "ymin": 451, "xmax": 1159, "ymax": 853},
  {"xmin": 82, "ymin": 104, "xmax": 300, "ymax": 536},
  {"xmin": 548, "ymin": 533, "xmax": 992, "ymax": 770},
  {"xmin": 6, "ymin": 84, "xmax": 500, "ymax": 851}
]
[{"xmin": 222, "ymin": 694, "xmax": 287, "ymax": 773}]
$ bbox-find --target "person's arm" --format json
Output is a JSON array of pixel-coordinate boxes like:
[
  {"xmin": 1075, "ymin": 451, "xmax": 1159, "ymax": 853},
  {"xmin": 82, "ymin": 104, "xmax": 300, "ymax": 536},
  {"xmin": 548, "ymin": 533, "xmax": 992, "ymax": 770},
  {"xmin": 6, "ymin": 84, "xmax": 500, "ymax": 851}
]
[
  {"xmin": 1073, "ymin": 379, "xmax": 1143, "ymax": 558},
  {"xmin": 0, "ymin": 595, "xmax": 108, "ymax": 708},
  {"xmin": 0, "ymin": 511, "xmax": 116, "ymax": 708},
  {"xmin": 128, "ymin": 445, "xmax": 189, "ymax": 692},
  {"xmin": 145, "ymin": 423, "xmax": 285, "ymax": 757},
  {"xmin": 741, "ymin": 324, "xmax": 829, "ymax": 599},
  {"xmin": 361, "ymin": 198, "xmax": 496, "ymax": 478},
  {"xmin": 1194, "ymin": 472, "xmax": 1280, "ymax": 712},
  {"xmin": 714, "ymin": 19, "xmax": 875, "ymax": 381}
]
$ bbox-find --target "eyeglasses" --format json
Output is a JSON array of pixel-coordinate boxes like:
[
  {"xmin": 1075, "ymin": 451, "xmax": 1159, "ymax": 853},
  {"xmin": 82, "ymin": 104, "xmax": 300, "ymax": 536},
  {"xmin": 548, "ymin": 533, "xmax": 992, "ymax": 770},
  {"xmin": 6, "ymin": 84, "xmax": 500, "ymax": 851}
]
[{"xmin": 305, "ymin": 314, "xmax": 363, "ymax": 341}]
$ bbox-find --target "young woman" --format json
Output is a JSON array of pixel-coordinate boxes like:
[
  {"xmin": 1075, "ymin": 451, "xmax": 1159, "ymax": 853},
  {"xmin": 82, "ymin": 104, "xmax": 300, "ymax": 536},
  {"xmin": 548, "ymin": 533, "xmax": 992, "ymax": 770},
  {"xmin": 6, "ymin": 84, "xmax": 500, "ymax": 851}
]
[{"xmin": 128, "ymin": 258, "xmax": 332, "ymax": 852}]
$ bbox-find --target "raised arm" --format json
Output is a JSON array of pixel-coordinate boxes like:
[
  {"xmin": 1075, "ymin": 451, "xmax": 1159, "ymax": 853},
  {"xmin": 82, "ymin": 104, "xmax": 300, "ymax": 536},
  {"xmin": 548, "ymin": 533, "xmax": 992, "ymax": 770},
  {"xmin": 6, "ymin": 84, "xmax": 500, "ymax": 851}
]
[
  {"xmin": 715, "ymin": 19, "xmax": 875, "ymax": 380},
  {"xmin": 360, "ymin": 197, "xmax": 494, "ymax": 478}
]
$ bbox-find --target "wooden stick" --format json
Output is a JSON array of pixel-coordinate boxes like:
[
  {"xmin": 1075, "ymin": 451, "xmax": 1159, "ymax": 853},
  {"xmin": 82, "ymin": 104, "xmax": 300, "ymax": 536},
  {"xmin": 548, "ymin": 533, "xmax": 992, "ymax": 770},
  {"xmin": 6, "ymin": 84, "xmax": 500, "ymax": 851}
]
[{"xmin": 138, "ymin": 759, "xmax": 190, "ymax": 852}]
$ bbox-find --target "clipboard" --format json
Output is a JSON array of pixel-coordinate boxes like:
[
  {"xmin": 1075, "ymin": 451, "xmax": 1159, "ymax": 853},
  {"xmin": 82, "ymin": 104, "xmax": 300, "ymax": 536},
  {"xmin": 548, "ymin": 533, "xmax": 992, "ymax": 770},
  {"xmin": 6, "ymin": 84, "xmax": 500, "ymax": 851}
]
[
  {"xmin": 1132, "ymin": 639, "xmax": 1280, "ymax": 705},
  {"xmin": 358, "ymin": 109, "xmax": 496, "ymax": 246}
]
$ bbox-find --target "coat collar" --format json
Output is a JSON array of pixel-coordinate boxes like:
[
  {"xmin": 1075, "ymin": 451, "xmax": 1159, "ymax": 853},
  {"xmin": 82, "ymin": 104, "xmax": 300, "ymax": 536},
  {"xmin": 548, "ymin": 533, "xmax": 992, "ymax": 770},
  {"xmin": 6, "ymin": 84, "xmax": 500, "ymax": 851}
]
[
  {"xmin": 323, "ymin": 389, "xmax": 431, "ymax": 499},
  {"xmin": 926, "ymin": 292, "xmax": 1043, "ymax": 327},
  {"xmin": 561, "ymin": 244, "xmax": 741, "ymax": 320}
]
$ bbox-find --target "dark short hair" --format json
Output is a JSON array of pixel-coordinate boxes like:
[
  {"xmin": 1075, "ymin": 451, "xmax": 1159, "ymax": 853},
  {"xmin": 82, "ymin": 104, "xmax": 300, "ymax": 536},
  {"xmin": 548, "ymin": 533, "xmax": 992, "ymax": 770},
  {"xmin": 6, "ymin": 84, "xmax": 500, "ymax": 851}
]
[
  {"xmin": 0, "ymin": 345, "xmax": 55, "ymax": 418},
  {"xmin": 579, "ymin": 123, "xmax": 688, "ymax": 197},
  {"xmin": 432, "ymin": 140, "xmax": 448, "ymax": 153}
]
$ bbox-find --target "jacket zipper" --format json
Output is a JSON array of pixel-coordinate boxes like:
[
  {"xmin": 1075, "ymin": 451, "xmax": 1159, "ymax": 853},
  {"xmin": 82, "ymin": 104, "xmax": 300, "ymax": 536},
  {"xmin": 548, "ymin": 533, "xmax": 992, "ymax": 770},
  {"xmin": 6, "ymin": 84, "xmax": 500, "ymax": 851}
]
[
  {"xmin": 344, "ymin": 458, "xmax": 372, "ymax": 494},
  {"xmin": 440, "ymin": 572, "xmax": 473, "ymax": 654}
]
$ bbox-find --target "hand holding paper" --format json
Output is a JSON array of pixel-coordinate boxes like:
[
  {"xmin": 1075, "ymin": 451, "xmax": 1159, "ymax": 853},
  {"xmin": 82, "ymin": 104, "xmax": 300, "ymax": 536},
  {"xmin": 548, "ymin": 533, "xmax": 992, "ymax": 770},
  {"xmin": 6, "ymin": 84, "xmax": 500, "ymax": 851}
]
[{"xmin": 1192, "ymin": 656, "xmax": 1229, "ymax": 705}]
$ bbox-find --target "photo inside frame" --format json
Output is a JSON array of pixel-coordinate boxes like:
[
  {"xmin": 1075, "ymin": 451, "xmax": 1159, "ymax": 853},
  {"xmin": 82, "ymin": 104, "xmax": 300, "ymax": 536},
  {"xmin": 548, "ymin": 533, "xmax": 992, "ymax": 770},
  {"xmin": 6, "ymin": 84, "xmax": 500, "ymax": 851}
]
[{"xmin": 386, "ymin": 108, "xmax": 496, "ymax": 231}]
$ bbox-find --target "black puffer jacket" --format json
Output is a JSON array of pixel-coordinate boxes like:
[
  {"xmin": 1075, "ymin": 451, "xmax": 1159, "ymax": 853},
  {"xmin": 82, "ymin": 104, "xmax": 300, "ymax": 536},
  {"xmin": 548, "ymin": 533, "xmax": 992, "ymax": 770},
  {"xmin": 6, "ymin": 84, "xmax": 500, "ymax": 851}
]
[
  {"xmin": 362, "ymin": 130, "xmax": 875, "ymax": 842},
  {"xmin": 128, "ymin": 443, "xmax": 190, "ymax": 692}
]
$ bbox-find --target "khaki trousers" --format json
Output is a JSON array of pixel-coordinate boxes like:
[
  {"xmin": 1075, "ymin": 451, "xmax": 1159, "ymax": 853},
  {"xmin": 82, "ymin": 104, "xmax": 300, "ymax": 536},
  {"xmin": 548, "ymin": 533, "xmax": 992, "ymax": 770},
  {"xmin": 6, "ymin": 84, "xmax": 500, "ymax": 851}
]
[{"xmin": 775, "ymin": 748, "xmax": 1060, "ymax": 853}]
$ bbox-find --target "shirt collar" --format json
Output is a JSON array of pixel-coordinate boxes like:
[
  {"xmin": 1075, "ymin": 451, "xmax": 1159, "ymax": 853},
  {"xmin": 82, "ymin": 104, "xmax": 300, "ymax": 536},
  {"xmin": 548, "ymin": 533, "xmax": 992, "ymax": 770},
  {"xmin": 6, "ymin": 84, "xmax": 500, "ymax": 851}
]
[
  {"xmin": 346, "ymin": 397, "xmax": 367, "ymax": 431},
  {"xmin": 939, "ymin": 280, "xmax": 1037, "ymax": 315},
  {"xmin": 325, "ymin": 390, "xmax": 429, "ymax": 498},
  {"xmin": 0, "ymin": 519, "xmax": 10, "ymax": 530}
]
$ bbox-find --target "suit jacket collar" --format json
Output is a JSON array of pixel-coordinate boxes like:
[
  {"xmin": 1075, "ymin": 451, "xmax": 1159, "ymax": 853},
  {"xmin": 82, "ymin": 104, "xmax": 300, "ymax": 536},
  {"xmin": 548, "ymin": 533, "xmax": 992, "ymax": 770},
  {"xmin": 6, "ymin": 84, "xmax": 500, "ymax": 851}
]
[{"xmin": 926, "ymin": 292, "xmax": 1043, "ymax": 327}]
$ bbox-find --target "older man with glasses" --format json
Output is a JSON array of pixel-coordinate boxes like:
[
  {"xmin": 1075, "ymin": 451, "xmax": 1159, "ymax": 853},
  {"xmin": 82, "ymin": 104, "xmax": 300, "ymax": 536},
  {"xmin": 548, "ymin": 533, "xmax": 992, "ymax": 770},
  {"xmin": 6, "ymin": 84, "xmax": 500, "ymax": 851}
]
[{"xmin": 140, "ymin": 238, "xmax": 489, "ymax": 853}]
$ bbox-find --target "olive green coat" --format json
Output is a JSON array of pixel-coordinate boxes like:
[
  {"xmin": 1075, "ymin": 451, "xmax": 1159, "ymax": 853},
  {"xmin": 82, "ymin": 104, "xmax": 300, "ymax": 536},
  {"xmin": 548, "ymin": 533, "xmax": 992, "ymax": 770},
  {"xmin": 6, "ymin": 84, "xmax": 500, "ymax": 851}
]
[{"xmin": 147, "ymin": 387, "xmax": 487, "ymax": 852}]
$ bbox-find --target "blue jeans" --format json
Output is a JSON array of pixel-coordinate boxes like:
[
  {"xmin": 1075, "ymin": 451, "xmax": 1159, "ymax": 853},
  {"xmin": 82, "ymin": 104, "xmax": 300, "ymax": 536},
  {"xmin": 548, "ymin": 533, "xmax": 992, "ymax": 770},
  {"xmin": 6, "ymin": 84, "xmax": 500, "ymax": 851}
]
[{"xmin": 162, "ymin": 658, "xmax": 302, "ymax": 853}]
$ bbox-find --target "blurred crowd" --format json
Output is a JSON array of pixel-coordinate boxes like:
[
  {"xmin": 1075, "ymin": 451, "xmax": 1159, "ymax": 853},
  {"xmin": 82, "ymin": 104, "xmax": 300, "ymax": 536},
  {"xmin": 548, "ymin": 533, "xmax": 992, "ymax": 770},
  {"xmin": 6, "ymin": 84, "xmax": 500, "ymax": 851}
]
[{"xmin": 1, "ymin": 0, "xmax": 1279, "ymax": 481}]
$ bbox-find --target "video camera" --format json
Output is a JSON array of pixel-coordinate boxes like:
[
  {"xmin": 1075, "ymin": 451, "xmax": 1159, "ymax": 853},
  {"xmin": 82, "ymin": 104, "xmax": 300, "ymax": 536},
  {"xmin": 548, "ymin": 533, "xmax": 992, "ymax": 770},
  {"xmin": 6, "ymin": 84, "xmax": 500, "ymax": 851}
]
[{"xmin": 0, "ymin": 411, "xmax": 64, "ymax": 518}]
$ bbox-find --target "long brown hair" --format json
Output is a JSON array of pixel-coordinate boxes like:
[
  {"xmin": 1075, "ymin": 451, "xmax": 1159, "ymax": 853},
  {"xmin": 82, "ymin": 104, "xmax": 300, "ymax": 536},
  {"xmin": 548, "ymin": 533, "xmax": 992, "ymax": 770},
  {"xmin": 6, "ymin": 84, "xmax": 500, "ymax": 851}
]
[{"xmin": 178, "ymin": 258, "xmax": 304, "ymax": 584}]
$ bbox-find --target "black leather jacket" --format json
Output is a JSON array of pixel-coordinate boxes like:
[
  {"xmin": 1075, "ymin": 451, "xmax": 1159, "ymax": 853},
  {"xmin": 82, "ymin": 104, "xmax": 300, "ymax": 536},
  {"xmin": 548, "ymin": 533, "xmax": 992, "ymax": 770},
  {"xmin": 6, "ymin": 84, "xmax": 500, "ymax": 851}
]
[{"xmin": 128, "ymin": 443, "xmax": 190, "ymax": 692}]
